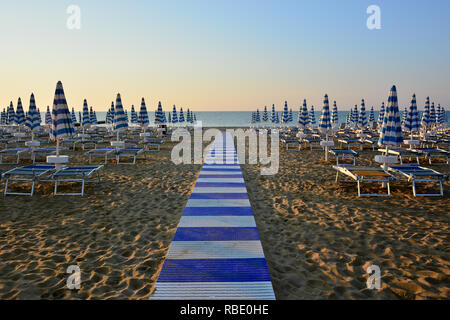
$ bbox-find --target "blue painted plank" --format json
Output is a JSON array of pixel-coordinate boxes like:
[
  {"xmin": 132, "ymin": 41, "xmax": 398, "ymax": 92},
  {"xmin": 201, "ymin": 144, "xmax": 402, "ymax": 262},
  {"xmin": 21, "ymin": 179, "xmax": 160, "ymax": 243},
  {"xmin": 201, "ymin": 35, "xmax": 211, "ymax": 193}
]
[
  {"xmin": 173, "ymin": 227, "xmax": 260, "ymax": 241},
  {"xmin": 190, "ymin": 193, "xmax": 249, "ymax": 199},
  {"xmin": 195, "ymin": 182, "xmax": 246, "ymax": 188},
  {"xmin": 183, "ymin": 207, "xmax": 254, "ymax": 216}
]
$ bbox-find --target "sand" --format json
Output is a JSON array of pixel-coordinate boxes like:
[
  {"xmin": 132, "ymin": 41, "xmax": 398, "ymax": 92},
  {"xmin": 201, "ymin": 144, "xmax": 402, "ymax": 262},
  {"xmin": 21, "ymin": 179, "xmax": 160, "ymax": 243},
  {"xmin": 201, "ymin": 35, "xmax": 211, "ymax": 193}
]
[{"xmin": 0, "ymin": 131, "xmax": 449, "ymax": 300}]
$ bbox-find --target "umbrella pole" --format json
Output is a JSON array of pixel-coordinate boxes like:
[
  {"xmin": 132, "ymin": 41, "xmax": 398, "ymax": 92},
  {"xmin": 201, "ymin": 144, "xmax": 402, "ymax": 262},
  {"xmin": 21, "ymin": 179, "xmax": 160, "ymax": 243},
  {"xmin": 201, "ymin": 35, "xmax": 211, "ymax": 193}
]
[{"xmin": 56, "ymin": 139, "xmax": 60, "ymax": 156}]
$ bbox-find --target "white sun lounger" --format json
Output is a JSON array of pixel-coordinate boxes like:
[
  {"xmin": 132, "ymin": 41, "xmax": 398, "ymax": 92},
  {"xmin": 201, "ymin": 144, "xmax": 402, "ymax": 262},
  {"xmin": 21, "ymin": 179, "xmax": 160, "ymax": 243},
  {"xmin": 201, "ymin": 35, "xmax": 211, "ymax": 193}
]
[
  {"xmin": 333, "ymin": 165, "xmax": 394, "ymax": 197},
  {"xmin": 329, "ymin": 149, "xmax": 358, "ymax": 166},
  {"xmin": 50, "ymin": 165, "xmax": 103, "ymax": 196},
  {"xmin": 0, "ymin": 147, "xmax": 30, "ymax": 164},
  {"xmin": 378, "ymin": 148, "xmax": 420, "ymax": 165},
  {"xmin": 411, "ymin": 148, "xmax": 449, "ymax": 165},
  {"xmin": 384, "ymin": 165, "xmax": 446, "ymax": 197},
  {"xmin": 116, "ymin": 148, "xmax": 144, "ymax": 164},
  {"xmin": 2, "ymin": 164, "xmax": 56, "ymax": 196}
]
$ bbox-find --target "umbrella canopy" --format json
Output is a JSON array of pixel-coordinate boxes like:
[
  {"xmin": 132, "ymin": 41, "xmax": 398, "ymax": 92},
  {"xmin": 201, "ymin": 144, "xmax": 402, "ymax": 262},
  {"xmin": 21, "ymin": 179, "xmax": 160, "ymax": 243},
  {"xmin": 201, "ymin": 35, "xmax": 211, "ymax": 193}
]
[
  {"xmin": 45, "ymin": 106, "xmax": 52, "ymax": 125},
  {"xmin": 331, "ymin": 101, "xmax": 339, "ymax": 125},
  {"xmin": 37, "ymin": 108, "xmax": 42, "ymax": 123},
  {"xmin": 131, "ymin": 105, "xmax": 138, "ymax": 123},
  {"xmin": 262, "ymin": 106, "xmax": 269, "ymax": 122},
  {"xmin": 436, "ymin": 104, "xmax": 441, "ymax": 123},
  {"xmin": 7, "ymin": 101, "xmax": 17, "ymax": 125},
  {"xmin": 377, "ymin": 102, "xmax": 385, "ymax": 126},
  {"xmin": 113, "ymin": 93, "xmax": 128, "ymax": 132},
  {"xmin": 16, "ymin": 98, "xmax": 26, "ymax": 126},
  {"xmin": 0, "ymin": 109, "xmax": 5, "ymax": 125},
  {"xmin": 124, "ymin": 109, "xmax": 129, "ymax": 123},
  {"xmin": 171, "ymin": 105, "xmax": 178, "ymax": 124},
  {"xmin": 309, "ymin": 105, "xmax": 316, "ymax": 126},
  {"xmin": 298, "ymin": 100, "xmax": 309, "ymax": 129},
  {"xmin": 178, "ymin": 107, "xmax": 185, "ymax": 123},
  {"xmin": 404, "ymin": 94, "xmax": 420, "ymax": 133},
  {"xmin": 25, "ymin": 93, "xmax": 41, "ymax": 132},
  {"xmin": 369, "ymin": 106, "xmax": 375, "ymax": 123},
  {"xmin": 138, "ymin": 98, "xmax": 149, "ymax": 127},
  {"xmin": 282, "ymin": 101, "xmax": 290, "ymax": 123},
  {"xmin": 319, "ymin": 94, "xmax": 332, "ymax": 133},
  {"xmin": 155, "ymin": 102, "xmax": 165, "ymax": 124},
  {"xmin": 271, "ymin": 104, "xmax": 276, "ymax": 123},
  {"xmin": 82, "ymin": 99, "xmax": 91, "ymax": 127},
  {"xmin": 352, "ymin": 104, "xmax": 359, "ymax": 125},
  {"xmin": 90, "ymin": 106, "xmax": 97, "ymax": 125},
  {"xmin": 50, "ymin": 81, "xmax": 75, "ymax": 141},
  {"xmin": 421, "ymin": 97, "xmax": 431, "ymax": 129},
  {"xmin": 71, "ymin": 107, "xmax": 77, "ymax": 124},
  {"xmin": 378, "ymin": 86, "xmax": 403, "ymax": 146},
  {"xmin": 346, "ymin": 112, "xmax": 351, "ymax": 127},
  {"xmin": 255, "ymin": 109, "xmax": 261, "ymax": 123},
  {"xmin": 359, "ymin": 99, "xmax": 367, "ymax": 128},
  {"xmin": 430, "ymin": 102, "xmax": 436, "ymax": 125},
  {"xmin": 439, "ymin": 106, "xmax": 446, "ymax": 125},
  {"xmin": 289, "ymin": 108, "xmax": 293, "ymax": 122},
  {"xmin": 401, "ymin": 106, "xmax": 408, "ymax": 124}
]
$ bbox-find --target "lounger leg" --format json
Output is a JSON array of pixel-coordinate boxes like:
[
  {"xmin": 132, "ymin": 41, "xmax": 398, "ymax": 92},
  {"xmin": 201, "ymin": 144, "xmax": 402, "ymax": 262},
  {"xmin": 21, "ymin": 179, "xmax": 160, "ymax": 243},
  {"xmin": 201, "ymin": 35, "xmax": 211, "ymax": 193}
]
[
  {"xmin": 4, "ymin": 178, "xmax": 9, "ymax": 195},
  {"xmin": 54, "ymin": 180, "xmax": 58, "ymax": 196}
]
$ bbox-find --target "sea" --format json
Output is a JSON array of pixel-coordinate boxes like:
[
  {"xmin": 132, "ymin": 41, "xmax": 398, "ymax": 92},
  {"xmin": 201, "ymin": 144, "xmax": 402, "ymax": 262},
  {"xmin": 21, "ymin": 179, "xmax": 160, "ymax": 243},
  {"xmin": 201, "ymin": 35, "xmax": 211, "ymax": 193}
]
[{"xmin": 39, "ymin": 111, "xmax": 448, "ymax": 128}]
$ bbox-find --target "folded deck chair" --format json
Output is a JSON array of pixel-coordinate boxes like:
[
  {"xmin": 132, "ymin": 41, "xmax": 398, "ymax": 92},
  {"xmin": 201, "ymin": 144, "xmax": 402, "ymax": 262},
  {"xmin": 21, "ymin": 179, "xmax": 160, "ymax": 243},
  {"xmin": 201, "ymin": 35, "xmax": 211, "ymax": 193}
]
[
  {"xmin": 384, "ymin": 165, "xmax": 446, "ymax": 197},
  {"xmin": 411, "ymin": 148, "xmax": 449, "ymax": 165},
  {"xmin": 116, "ymin": 148, "xmax": 144, "ymax": 164},
  {"xmin": 338, "ymin": 139, "xmax": 364, "ymax": 151},
  {"xmin": 329, "ymin": 149, "xmax": 358, "ymax": 166},
  {"xmin": 50, "ymin": 165, "xmax": 103, "ymax": 196},
  {"xmin": 333, "ymin": 165, "xmax": 393, "ymax": 197},
  {"xmin": 2, "ymin": 164, "xmax": 56, "ymax": 196},
  {"xmin": 85, "ymin": 148, "xmax": 115, "ymax": 164},
  {"xmin": 0, "ymin": 147, "xmax": 30, "ymax": 164},
  {"xmin": 378, "ymin": 148, "xmax": 420, "ymax": 165}
]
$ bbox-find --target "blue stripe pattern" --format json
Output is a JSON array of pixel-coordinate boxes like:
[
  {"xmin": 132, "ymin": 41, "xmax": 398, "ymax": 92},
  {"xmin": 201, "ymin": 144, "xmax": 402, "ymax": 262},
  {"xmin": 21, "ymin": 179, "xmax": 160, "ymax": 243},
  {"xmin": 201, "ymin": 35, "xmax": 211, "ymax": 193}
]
[
  {"xmin": 49, "ymin": 81, "xmax": 75, "ymax": 140},
  {"xmin": 138, "ymin": 98, "xmax": 149, "ymax": 126},
  {"xmin": 319, "ymin": 94, "xmax": 331, "ymax": 132},
  {"xmin": 152, "ymin": 132, "xmax": 275, "ymax": 300},
  {"xmin": 113, "ymin": 93, "xmax": 128, "ymax": 131},
  {"xmin": 378, "ymin": 85, "xmax": 403, "ymax": 146},
  {"xmin": 82, "ymin": 100, "xmax": 91, "ymax": 127}
]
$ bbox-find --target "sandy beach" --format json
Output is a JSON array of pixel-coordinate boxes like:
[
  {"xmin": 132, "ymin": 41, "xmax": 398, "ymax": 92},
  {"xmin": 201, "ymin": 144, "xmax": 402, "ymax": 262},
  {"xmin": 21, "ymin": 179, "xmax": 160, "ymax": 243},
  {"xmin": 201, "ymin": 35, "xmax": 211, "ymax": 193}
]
[{"xmin": 0, "ymin": 132, "xmax": 449, "ymax": 300}]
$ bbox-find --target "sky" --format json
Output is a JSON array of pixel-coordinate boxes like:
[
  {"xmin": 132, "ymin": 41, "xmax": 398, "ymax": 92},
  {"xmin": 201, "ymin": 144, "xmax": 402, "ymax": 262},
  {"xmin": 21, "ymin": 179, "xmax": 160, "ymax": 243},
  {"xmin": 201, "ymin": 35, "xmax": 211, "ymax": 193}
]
[{"xmin": 1, "ymin": 0, "xmax": 449, "ymax": 111}]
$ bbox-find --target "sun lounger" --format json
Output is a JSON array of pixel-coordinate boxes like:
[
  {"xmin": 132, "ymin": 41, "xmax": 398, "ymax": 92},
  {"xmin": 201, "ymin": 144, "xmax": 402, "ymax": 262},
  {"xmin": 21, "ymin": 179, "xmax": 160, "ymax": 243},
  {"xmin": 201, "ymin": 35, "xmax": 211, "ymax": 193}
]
[
  {"xmin": 2, "ymin": 164, "xmax": 55, "ymax": 196},
  {"xmin": 329, "ymin": 149, "xmax": 358, "ymax": 165},
  {"xmin": 333, "ymin": 165, "xmax": 393, "ymax": 197},
  {"xmin": 384, "ymin": 165, "xmax": 446, "ymax": 196},
  {"xmin": 361, "ymin": 137, "xmax": 378, "ymax": 151},
  {"xmin": 50, "ymin": 165, "xmax": 103, "ymax": 196},
  {"xmin": 85, "ymin": 148, "xmax": 115, "ymax": 164},
  {"xmin": 31, "ymin": 147, "xmax": 68, "ymax": 164},
  {"xmin": 411, "ymin": 148, "xmax": 449, "ymax": 164},
  {"xmin": 0, "ymin": 147, "xmax": 30, "ymax": 164},
  {"xmin": 116, "ymin": 148, "xmax": 144, "ymax": 164},
  {"xmin": 338, "ymin": 139, "xmax": 364, "ymax": 151},
  {"xmin": 378, "ymin": 148, "xmax": 420, "ymax": 165},
  {"xmin": 282, "ymin": 138, "xmax": 301, "ymax": 151},
  {"xmin": 79, "ymin": 139, "xmax": 100, "ymax": 150},
  {"xmin": 302, "ymin": 137, "xmax": 322, "ymax": 150},
  {"xmin": 60, "ymin": 138, "xmax": 81, "ymax": 150}
]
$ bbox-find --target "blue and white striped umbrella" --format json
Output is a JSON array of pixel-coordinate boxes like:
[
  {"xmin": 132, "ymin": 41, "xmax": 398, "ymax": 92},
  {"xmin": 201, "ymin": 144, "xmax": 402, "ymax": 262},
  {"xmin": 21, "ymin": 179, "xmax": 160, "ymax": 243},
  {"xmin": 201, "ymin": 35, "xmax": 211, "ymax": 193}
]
[
  {"xmin": 298, "ymin": 100, "xmax": 309, "ymax": 128},
  {"xmin": 186, "ymin": 108, "xmax": 192, "ymax": 124},
  {"xmin": 255, "ymin": 109, "xmax": 261, "ymax": 123},
  {"xmin": 50, "ymin": 81, "xmax": 75, "ymax": 141},
  {"xmin": 90, "ymin": 106, "xmax": 97, "ymax": 125},
  {"xmin": 25, "ymin": 93, "xmax": 40, "ymax": 132},
  {"xmin": 45, "ymin": 106, "xmax": 52, "ymax": 125},
  {"xmin": 378, "ymin": 102, "xmax": 385, "ymax": 127},
  {"xmin": 78, "ymin": 111, "xmax": 82, "ymax": 124},
  {"xmin": 130, "ymin": 105, "xmax": 138, "ymax": 124},
  {"xmin": 378, "ymin": 85, "xmax": 403, "ymax": 146},
  {"xmin": 109, "ymin": 102, "xmax": 116, "ymax": 124},
  {"xmin": 155, "ymin": 102, "xmax": 165, "ymax": 124},
  {"xmin": 319, "ymin": 94, "xmax": 332, "ymax": 133},
  {"xmin": 251, "ymin": 112, "xmax": 255, "ymax": 124},
  {"xmin": 404, "ymin": 94, "xmax": 420, "ymax": 133},
  {"xmin": 113, "ymin": 93, "xmax": 128, "ymax": 132},
  {"xmin": 439, "ymin": 106, "xmax": 446, "ymax": 125},
  {"xmin": 436, "ymin": 104, "xmax": 441, "ymax": 123},
  {"xmin": 401, "ymin": 106, "xmax": 408, "ymax": 125},
  {"xmin": 331, "ymin": 101, "xmax": 339, "ymax": 125},
  {"xmin": 346, "ymin": 112, "xmax": 351, "ymax": 127},
  {"xmin": 71, "ymin": 107, "xmax": 77, "ymax": 124},
  {"xmin": 275, "ymin": 111, "xmax": 280, "ymax": 124},
  {"xmin": 168, "ymin": 112, "xmax": 172, "ymax": 124},
  {"xmin": 16, "ymin": 98, "xmax": 26, "ymax": 126},
  {"xmin": 359, "ymin": 99, "xmax": 367, "ymax": 127},
  {"xmin": 262, "ymin": 106, "xmax": 269, "ymax": 122},
  {"xmin": 179, "ymin": 107, "xmax": 185, "ymax": 123},
  {"xmin": 369, "ymin": 106, "xmax": 375, "ymax": 123},
  {"xmin": 271, "ymin": 104, "xmax": 276, "ymax": 123},
  {"xmin": 352, "ymin": 104, "xmax": 359, "ymax": 125},
  {"xmin": 430, "ymin": 102, "xmax": 436, "ymax": 125},
  {"xmin": 172, "ymin": 105, "xmax": 178, "ymax": 124},
  {"xmin": 124, "ymin": 109, "xmax": 129, "ymax": 123},
  {"xmin": 282, "ymin": 101, "xmax": 290, "ymax": 123},
  {"xmin": 82, "ymin": 100, "xmax": 91, "ymax": 127},
  {"xmin": 0, "ymin": 109, "xmax": 5, "ymax": 125},
  {"xmin": 139, "ymin": 98, "xmax": 149, "ymax": 127},
  {"xmin": 309, "ymin": 105, "xmax": 316, "ymax": 126},
  {"xmin": 421, "ymin": 97, "xmax": 431, "ymax": 129},
  {"xmin": 7, "ymin": 101, "xmax": 17, "ymax": 125},
  {"xmin": 289, "ymin": 109, "xmax": 293, "ymax": 122},
  {"xmin": 37, "ymin": 108, "xmax": 41, "ymax": 124}
]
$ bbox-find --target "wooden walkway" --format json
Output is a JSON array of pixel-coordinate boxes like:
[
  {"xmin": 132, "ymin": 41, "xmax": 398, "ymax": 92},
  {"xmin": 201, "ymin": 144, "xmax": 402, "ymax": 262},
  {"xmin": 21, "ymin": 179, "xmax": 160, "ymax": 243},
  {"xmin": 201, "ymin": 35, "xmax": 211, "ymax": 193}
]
[{"xmin": 151, "ymin": 132, "xmax": 275, "ymax": 300}]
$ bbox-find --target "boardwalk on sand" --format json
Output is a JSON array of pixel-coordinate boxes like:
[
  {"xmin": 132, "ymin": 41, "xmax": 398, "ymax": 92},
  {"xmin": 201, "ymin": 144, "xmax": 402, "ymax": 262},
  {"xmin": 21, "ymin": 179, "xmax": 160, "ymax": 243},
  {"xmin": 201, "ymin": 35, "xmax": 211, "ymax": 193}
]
[{"xmin": 151, "ymin": 132, "xmax": 275, "ymax": 300}]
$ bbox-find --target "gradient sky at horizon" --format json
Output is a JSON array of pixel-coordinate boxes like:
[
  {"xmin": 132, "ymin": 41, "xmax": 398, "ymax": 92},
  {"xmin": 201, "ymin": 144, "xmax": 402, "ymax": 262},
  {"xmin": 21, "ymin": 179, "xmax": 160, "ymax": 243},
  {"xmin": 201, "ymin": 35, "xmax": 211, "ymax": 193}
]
[{"xmin": 1, "ymin": 0, "xmax": 449, "ymax": 112}]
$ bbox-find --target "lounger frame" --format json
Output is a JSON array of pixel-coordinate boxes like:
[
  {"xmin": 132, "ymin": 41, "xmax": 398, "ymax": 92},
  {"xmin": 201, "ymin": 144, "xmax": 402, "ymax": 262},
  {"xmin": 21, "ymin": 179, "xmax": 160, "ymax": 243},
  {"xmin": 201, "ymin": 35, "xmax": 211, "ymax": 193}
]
[
  {"xmin": 333, "ymin": 166, "xmax": 392, "ymax": 197},
  {"xmin": 51, "ymin": 165, "xmax": 103, "ymax": 196},
  {"xmin": 3, "ymin": 165, "xmax": 55, "ymax": 196},
  {"xmin": 0, "ymin": 148, "xmax": 29, "ymax": 164},
  {"xmin": 86, "ymin": 148, "xmax": 115, "ymax": 164},
  {"xmin": 116, "ymin": 148, "xmax": 144, "ymax": 164},
  {"xmin": 329, "ymin": 149, "xmax": 358, "ymax": 166}
]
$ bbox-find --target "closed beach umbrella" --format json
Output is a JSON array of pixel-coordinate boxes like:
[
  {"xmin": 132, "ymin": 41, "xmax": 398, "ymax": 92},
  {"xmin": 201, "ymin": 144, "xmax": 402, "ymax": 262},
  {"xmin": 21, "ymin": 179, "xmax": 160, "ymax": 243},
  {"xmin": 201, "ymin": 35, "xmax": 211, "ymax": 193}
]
[
  {"xmin": 404, "ymin": 94, "xmax": 420, "ymax": 136},
  {"xmin": 369, "ymin": 106, "xmax": 375, "ymax": 124},
  {"xmin": 421, "ymin": 97, "xmax": 431, "ymax": 130},
  {"xmin": 378, "ymin": 102, "xmax": 385, "ymax": 127},
  {"xmin": 172, "ymin": 105, "xmax": 178, "ymax": 124},
  {"xmin": 263, "ymin": 106, "xmax": 269, "ymax": 122},
  {"xmin": 401, "ymin": 106, "xmax": 408, "ymax": 125},
  {"xmin": 37, "ymin": 108, "xmax": 41, "ymax": 124},
  {"xmin": 439, "ymin": 106, "xmax": 446, "ymax": 125},
  {"xmin": 319, "ymin": 94, "xmax": 332, "ymax": 134},
  {"xmin": 8, "ymin": 101, "xmax": 17, "ymax": 125},
  {"xmin": 298, "ymin": 100, "xmax": 309, "ymax": 129},
  {"xmin": 359, "ymin": 99, "xmax": 367, "ymax": 128},
  {"xmin": 186, "ymin": 108, "xmax": 191, "ymax": 124},
  {"xmin": 16, "ymin": 98, "xmax": 26, "ymax": 126},
  {"xmin": 271, "ymin": 104, "xmax": 276, "ymax": 123},
  {"xmin": 0, "ymin": 109, "xmax": 5, "ymax": 125},
  {"xmin": 90, "ymin": 106, "xmax": 97, "ymax": 125},
  {"xmin": 436, "ymin": 104, "xmax": 441, "ymax": 123},
  {"xmin": 331, "ymin": 101, "xmax": 339, "ymax": 125},
  {"xmin": 282, "ymin": 101, "xmax": 290, "ymax": 123},
  {"xmin": 82, "ymin": 100, "xmax": 91, "ymax": 128},
  {"xmin": 346, "ymin": 112, "xmax": 351, "ymax": 127},
  {"xmin": 289, "ymin": 108, "xmax": 293, "ymax": 122},
  {"xmin": 26, "ymin": 93, "xmax": 41, "ymax": 133},
  {"xmin": 138, "ymin": 98, "xmax": 149, "ymax": 128},
  {"xmin": 309, "ymin": 105, "xmax": 316, "ymax": 126},
  {"xmin": 378, "ymin": 85, "xmax": 403, "ymax": 147},
  {"xmin": 352, "ymin": 104, "xmax": 359, "ymax": 126},
  {"xmin": 155, "ymin": 102, "xmax": 165, "ymax": 124},
  {"xmin": 71, "ymin": 107, "xmax": 77, "ymax": 124},
  {"xmin": 430, "ymin": 102, "xmax": 436, "ymax": 125},
  {"xmin": 130, "ymin": 105, "xmax": 138, "ymax": 124},
  {"xmin": 113, "ymin": 94, "xmax": 128, "ymax": 140},
  {"xmin": 45, "ymin": 106, "xmax": 52, "ymax": 125},
  {"xmin": 179, "ymin": 107, "xmax": 185, "ymax": 123},
  {"xmin": 50, "ymin": 81, "xmax": 75, "ymax": 155},
  {"xmin": 255, "ymin": 109, "xmax": 261, "ymax": 124}
]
